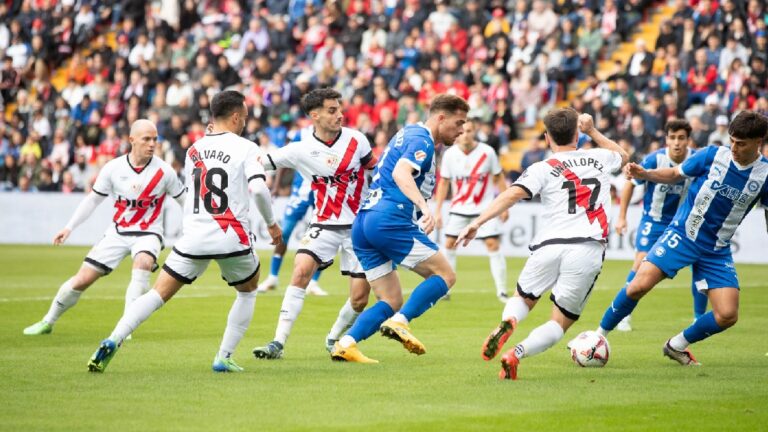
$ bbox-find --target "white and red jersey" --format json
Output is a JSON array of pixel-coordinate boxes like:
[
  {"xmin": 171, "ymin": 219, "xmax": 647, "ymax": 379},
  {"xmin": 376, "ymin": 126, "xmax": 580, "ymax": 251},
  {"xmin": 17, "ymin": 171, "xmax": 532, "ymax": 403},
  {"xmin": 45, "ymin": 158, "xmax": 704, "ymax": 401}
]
[
  {"xmin": 514, "ymin": 149, "xmax": 623, "ymax": 249},
  {"xmin": 92, "ymin": 154, "xmax": 185, "ymax": 238},
  {"xmin": 175, "ymin": 132, "xmax": 267, "ymax": 257},
  {"xmin": 263, "ymin": 127, "xmax": 375, "ymax": 227},
  {"xmin": 440, "ymin": 143, "xmax": 502, "ymax": 216}
]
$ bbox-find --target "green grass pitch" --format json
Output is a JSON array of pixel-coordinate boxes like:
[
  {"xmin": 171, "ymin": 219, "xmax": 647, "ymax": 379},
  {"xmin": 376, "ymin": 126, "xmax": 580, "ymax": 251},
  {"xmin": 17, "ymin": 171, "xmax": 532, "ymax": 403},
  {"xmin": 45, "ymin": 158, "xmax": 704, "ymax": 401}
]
[{"xmin": 1, "ymin": 244, "xmax": 767, "ymax": 431}]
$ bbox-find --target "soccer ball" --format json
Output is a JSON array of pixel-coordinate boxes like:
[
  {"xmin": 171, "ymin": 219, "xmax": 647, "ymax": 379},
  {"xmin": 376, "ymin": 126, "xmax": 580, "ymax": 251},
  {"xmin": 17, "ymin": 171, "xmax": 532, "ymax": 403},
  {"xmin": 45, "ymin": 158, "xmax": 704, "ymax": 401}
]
[{"xmin": 568, "ymin": 331, "xmax": 610, "ymax": 368}]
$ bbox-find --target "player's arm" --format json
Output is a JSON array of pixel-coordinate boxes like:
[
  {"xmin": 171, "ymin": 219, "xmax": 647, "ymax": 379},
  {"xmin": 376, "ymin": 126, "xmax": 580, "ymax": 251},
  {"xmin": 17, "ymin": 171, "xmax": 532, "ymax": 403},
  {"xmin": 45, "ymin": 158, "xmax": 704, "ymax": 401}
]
[
  {"xmin": 434, "ymin": 177, "xmax": 450, "ymax": 229},
  {"xmin": 456, "ymin": 185, "xmax": 530, "ymax": 247},
  {"xmin": 270, "ymin": 167, "xmax": 288, "ymax": 194},
  {"xmin": 615, "ymin": 181, "xmax": 635, "ymax": 236},
  {"xmin": 625, "ymin": 164, "xmax": 685, "ymax": 184},
  {"xmin": 393, "ymin": 159, "xmax": 436, "ymax": 234},
  {"xmin": 54, "ymin": 192, "xmax": 107, "ymax": 245},
  {"xmin": 578, "ymin": 113, "xmax": 629, "ymax": 168},
  {"xmin": 494, "ymin": 173, "xmax": 510, "ymax": 222},
  {"xmin": 249, "ymin": 175, "xmax": 282, "ymax": 246}
]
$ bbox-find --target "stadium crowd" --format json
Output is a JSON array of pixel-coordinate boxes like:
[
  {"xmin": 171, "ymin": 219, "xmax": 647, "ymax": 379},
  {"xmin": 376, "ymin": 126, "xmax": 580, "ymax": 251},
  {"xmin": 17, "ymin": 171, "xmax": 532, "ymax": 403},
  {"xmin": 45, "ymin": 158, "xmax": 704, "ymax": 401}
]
[{"xmin": 0, "ymin": 0, "xmax": 766, "ymax": 194}]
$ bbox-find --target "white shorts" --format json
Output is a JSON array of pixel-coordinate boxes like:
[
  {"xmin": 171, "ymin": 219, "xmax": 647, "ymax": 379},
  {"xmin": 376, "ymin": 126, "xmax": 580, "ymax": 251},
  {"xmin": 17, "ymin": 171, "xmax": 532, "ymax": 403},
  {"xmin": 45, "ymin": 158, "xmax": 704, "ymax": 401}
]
[
  {"xmin": 444, "ymin": 213, "xmax": 502, "ymax": 239},
  {"xmin": 85, "ymin": 232, "xmax": 162, "ymax": 274},
  {"xmin": 297, "ymin": 224, "xmax": 364, "ymax": 278},
  {"xmin": 163, "ymin": 247, "xmax": 261, "ymax": 286},
  {"xmin": 516, "ymin": 241, "xmax": 605, "ymax": 320}
]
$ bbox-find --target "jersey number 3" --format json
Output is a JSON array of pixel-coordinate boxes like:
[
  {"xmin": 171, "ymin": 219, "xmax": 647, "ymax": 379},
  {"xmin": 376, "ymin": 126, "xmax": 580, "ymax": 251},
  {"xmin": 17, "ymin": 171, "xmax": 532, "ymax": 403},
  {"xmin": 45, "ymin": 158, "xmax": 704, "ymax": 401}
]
[
  {"xmin": 192, "ymin": 167, "xmax": 229, "ymax": 214},
  {"xmin": 561, "ymin": 178, "xmax": 601, "ymax": 214}
]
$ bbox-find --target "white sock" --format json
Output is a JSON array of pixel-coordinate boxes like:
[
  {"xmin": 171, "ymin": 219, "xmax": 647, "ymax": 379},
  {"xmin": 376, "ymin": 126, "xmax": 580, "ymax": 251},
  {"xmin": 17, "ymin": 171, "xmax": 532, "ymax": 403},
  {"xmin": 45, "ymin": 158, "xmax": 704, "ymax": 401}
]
[
  {"xmin": 124, "ymin": 269, "xmax": 151, "ymax": 315},
  {"xmin": 515, "ymin": 320, "xmax": 564, "ymax": 358},
  {"xmin": 109, "ymin": 290, "xmax": 164, "ymax": 344},
  {"xmin": 218, "ymin": 290, "xmax": 257, "ymax": 359},
  {"xmin": 274, "ymin": 285, "xmax": 306, "ymax": 345},
  {"xmin": 596, "ymin": 327, "xmax": 609, "ymax": 336},
  {"xmin": 488, "ymin": 251, "xmax": 507, "ymax": 296},
  {"xmin": 43, "ymin": 279, "xmax": 82, "ymax": 325},
  {"xmin": 445, "ymin": 248, "xmax": 457, "ymax": 270},
  {"xmin": 327, "ymin": 299, "xmax": 361, "ymax": 341},
  {"xmin": 669, "ymin": 332, "xmax": 690, "ymax": 351},
  {"xmin": 339, "ymin": 334, "xmax": 357, "ymax": 348},
  {"xmin": 391, "ymin": 312, "xmax": 408, "ymax": 325},
  {"xmin": 502, "ymin": 296, "xmax": 530, "ymax": 323}
]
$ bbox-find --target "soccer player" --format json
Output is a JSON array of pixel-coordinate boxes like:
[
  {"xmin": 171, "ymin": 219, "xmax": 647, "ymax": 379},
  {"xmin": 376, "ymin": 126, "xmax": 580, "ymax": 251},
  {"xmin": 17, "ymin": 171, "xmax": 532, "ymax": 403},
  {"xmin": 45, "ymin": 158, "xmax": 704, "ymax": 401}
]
[
  {"xmin": 252, "ymin": 88, "xmax": 378, "ymax": 359},
  {"xmin": 597, "ymin": 110, "xmax": 768, "ymax": 366},
  {"xmin": 613, "ymin": 119, "xmax": 707, "ymax": 331},
  {"xmin": 257, "ymin": 167, "xmax": 327, "ymax": 296},
  {"xmin": 87, "ymin": 90, "xmax": 282, "ymax": 373},
  {"xmin": 457, "ymin": 109, "xmax": 628, "ymax": 380},
  {"xmin": 434, "ymin": 119, "xmax": 509, "ymax": 302},
  {"xmin": 22, "ymin": 119, "xmax": 185, "ymax": 336},
  {"xmin": 330, "ymin": 94, "xmax": 468, "ymax": 364}
]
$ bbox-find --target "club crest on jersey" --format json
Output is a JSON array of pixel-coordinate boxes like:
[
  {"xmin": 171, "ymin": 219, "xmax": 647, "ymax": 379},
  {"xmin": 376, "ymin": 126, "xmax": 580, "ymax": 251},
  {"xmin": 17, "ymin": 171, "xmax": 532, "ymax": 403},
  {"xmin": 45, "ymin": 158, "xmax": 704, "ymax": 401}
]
[
  {"xmin": 414, "ymin": 150, "xmax": 427, "ymax": 161},
  {"xmin": 131, "ymin": 183, "xmax": 142, "ymax": 194},
  {"xmin": 654, "ymin": 246, "xmax": 666, "ymax": 257},
  {"xmin": 325, "ymin": 154, "xmax": 340, "ymax": 168},
  {"xmin": 747, "ymin": 180, "xmax": 760, "ymax": 193}
]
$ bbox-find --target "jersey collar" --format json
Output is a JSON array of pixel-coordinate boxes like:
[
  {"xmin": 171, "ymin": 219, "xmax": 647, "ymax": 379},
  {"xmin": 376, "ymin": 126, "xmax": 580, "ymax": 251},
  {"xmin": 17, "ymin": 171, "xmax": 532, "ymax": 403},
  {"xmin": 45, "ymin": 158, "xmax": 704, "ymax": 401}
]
[
  {"xmin": 126, "ymin": 154, "xmax": 153, "ymax": 174},
  {"xmin": 312, "ymin": 129, "xmax": 342, "ymax": 147},
  {"xmin": 416, "ymin": 122, "xmax": 435, "ymax": 145}
]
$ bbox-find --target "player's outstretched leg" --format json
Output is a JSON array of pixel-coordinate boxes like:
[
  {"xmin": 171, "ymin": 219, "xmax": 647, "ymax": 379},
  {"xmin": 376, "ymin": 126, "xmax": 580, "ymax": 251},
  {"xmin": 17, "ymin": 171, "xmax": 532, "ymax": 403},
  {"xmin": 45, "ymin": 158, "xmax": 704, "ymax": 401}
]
[
  {"xmin": 87, "ymin": 339, "xmax": 119, "ymax": 372},
  {"xmin": 500, "ymin": 320, "xmax": 566, "ymax": 380},
  {"xmin": 25, "ymin": 265, "xmax": 102, "ymax": 335},
  {"xmin": 331, "ymin": 301, "xmax": 395, "ymax": 363},
  {"xmin": 326, "ymin": 297, "xmax": 363, "ymax": 353},
  {"xmin": 214, "ymin": 287, "xmax": 257, "ymax": 372},
  {"xmin": 482, "ymin": 293, "xmax": 531, "ymax": 360},
  {"xmin": 253, "ymin": 285, "xmax": 306, "ymax": 360},
  {"xmin": 615, "ymin": 269, "xmax": 636, "ymax": 332}
]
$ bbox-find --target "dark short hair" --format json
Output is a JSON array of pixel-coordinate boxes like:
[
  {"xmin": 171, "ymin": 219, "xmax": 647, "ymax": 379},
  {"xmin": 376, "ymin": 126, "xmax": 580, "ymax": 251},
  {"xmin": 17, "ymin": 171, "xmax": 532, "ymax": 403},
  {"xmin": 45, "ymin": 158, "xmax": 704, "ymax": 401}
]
[
  {"xmin": 211, "ymin": 90, "xmax": 246, "ymax": 119},
  {"xmin": 300, "ymin": 88, "xmax": 341, "ymax": 114},
  {"xmin": 543, "ymin": 107, "xmax": 579, "ymax": 146},
  {"xmin": 429, "ymin": 94, "xmax": 470, "ymax": 115},
  {"xmin": 728, "ymin": 110, "xmax": 768, "ymax": 140},
  {"xmin": 665, "ymin": 119, "xmax": 692, "ymax": 137}
]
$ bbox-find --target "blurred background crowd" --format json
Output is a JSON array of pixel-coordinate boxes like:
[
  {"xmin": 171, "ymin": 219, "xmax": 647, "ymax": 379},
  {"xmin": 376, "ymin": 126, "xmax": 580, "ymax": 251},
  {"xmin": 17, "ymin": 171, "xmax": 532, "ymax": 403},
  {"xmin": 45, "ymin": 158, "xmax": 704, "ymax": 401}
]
[{"xmin": 0, "ymin": 0, "xmax": 767, "ymax": 195}]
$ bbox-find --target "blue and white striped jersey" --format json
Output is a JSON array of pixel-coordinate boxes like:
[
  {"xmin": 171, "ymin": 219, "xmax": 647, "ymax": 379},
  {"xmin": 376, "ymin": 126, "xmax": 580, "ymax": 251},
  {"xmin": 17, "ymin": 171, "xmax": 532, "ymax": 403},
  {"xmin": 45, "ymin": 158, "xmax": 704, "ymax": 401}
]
[
  {"xmin": 634, "ymin": 148, "xmax": 693, "ymax": 224},
  {"xmin": 361, "ymin": 123, "xmax": 437, "ymax": 220},
  {"xmin": 670, "ymin": 146, "xmax": 768, "ymax": 250}
]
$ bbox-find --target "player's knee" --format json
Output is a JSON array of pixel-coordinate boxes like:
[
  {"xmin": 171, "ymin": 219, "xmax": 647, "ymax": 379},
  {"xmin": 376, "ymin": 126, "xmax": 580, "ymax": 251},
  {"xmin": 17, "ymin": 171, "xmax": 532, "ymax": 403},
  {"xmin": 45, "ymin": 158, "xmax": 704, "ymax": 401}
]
[
  {"xmin": 133, "ymin": 253, "xmax": 155, "ymax": 271},
  {"xmin": 350, "ymin": 295, "xmax": 368, "ymax": 312},
  {"xmin": 626, "ymin": 278, "xmax": 651, "ymax": 299},
  {"xmin": 714, "ymin": 309, "xmax": 738, "ymax": 328},
  {"xmin": 439, "ymin": 269, "xmax": 457, "ymax": 289}
]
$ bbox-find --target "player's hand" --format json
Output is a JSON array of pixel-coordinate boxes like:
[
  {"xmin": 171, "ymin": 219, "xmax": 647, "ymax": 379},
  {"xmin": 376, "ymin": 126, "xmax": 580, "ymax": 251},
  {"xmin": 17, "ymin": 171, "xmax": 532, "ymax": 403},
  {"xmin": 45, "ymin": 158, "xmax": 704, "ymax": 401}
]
[
  {"xmin": 578, "ymin": 113, "xmax": 595, "ymax": 135},
  {"xmin": 456, "ymin": 223, "xmax": 479, "ymax": 247},
  {"xmin": 53, "ymin": 228, "xmax": 71, "ymax": 245},
  {"xmin": 624, "ymin": 163, "xmax": 645, "ymax": 180},
  {"xmin": 615, "ymin": 217, "xmax": 627, "ymax": 236},
  {"xmin": 418, "ymin": 208, "xmax": 436, "ymax": 235},
  {"xmin": 266, "ymin": 223, "xmax": 283, "ymax": 246},
  {"xmin": 435, "ymin": 212, "xmax": 443, "ymax": 230},
  {"xmin": 500, "ymin": 210, "xmax": 509, "ymax": 223}
]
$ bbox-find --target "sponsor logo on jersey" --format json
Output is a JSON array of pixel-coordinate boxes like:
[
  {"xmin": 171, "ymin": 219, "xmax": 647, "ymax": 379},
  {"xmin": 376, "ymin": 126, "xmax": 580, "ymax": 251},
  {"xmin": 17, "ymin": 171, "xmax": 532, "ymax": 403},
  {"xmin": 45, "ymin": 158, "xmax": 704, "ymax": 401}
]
[
  {"xmin": 709, "ymin": 180, "xmax": 751, "ymax": 205},
  {"xmin": 414, "ymin": 150, "xmax": 427, "ymax": 161},
  {"xmin": 312, "ymin": 170, "xmax": 360, "ymax": 185},
  {"xmin": 115, "ymin": 196, "xmax": 163, "ymax": 209},
  {"xmin": 658, "ymin": 184, "xmax": 685, "ymax": 194}
]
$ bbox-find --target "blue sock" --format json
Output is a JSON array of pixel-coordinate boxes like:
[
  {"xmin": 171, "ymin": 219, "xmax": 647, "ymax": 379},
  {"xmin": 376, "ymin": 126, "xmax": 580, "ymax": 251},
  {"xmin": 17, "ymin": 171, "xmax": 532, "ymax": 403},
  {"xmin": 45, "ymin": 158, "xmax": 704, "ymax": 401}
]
[
  {"xmin": 692, "ymin": 285, "xmax": 707, "ymax": 318},
  {"xmin": 347, "ymin": 301, "xmax": 394, "ymax": 343},
  {"xmin": 599, "ymin": 287, "xmax": 639, "ymax": 331},
  {"xmin": 400, "ymin": 275, "xmax": 449, "ymax": 321},
  {"xmin": 683, "ymin": 311, "xmax": 724, "ymax": 344},
  {"xmin": 269, "ymin": 254, "xmax": 283, "ymax": 278},
  {"xmin": 312, "ymin": 270, "xmax": 321, "ymax": 281},
  {"xmin": 625, "ymin": 269, "xmax": 636, "ymax": 285}
]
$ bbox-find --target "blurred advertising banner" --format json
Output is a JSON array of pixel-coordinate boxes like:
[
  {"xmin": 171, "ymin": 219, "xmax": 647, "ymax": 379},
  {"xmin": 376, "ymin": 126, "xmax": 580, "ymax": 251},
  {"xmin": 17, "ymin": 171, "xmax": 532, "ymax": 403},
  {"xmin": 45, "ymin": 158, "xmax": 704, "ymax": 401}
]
[{"xmin": 2, "ymin": 193, "xmax": 766, "ymax": 264}]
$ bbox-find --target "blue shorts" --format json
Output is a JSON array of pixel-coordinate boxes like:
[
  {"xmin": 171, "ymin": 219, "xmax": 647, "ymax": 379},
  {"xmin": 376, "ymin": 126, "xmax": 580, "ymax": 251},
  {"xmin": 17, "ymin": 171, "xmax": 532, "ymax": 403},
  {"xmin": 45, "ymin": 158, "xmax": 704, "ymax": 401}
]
[
  {"xmin": 351, "ymin": 210, "xmax": 439, "ymax": 281},
  {"xmin": 634, "ymin": 217, "xmax": 668, "ymax": 253},
  {"xmin": 646, "ymin": 228, "xmax": 739, "ymax": 291}
]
